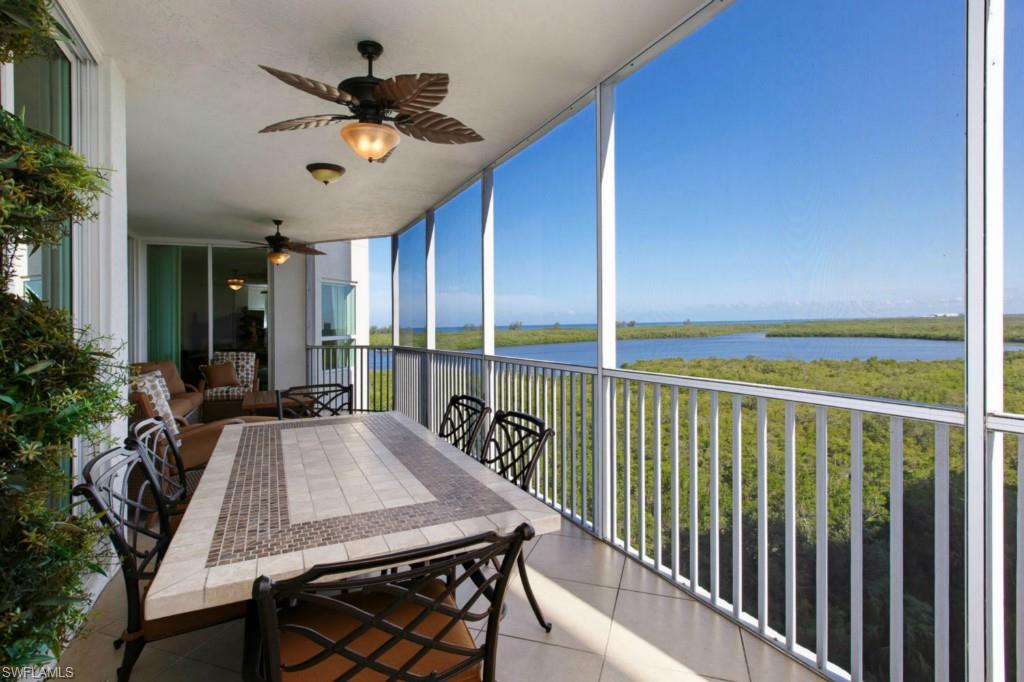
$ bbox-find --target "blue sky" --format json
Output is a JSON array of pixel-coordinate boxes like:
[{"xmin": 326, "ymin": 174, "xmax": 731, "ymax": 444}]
[{"xmin": 372, "ymin": 0, "xmax": 1021, "ymax": 327}]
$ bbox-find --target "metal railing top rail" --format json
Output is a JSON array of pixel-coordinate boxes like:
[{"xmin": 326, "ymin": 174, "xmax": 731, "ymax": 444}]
[
  {"xmin": 392, "ymin": 345, "xmax": 600, "ymax": 376},
  {"xmin": 605, "ymin": 365, "xmax": 965, "ymax": 425},
  {"xmin": 386, "ymin": 345, "xmax": 965, "ymax": 426},
  {"xmin": 986, "ymin": 412, "xmax": 1024, "ymax": 434}
]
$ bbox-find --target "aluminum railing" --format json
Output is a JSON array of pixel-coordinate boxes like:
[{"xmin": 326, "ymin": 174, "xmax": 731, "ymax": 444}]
[
  {"xmin": 304, "ymin": 345, "xmax": 394, "ymax": 412},
  {"xmin": 301, "ymin": 346, "xmax": 1024, "ymax": 679},
  {"xmin": 307, "ymin": 344, "xmax": 1015, "ymax": 681}
]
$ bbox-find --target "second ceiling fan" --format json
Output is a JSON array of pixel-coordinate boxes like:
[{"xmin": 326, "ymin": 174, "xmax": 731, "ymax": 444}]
[{"xmin": 259, "ymin": 40, "xmax": 483, "ymax": 163}]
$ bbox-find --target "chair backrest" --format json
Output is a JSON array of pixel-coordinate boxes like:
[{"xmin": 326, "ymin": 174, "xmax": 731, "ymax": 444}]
[
  {"xmin": 276, "ymin": 383, "xmax": 352, "ymax": 419},
  {"xmin": 212, "ymin": 351, "xmax": 259, "ymax": 391},
  {"xmin": 250, "ymin": 524, "xmax": 533, "ymax": 682},
  {"xmin": 479, "ymin": 410, "xmax": 554, "ymax": 491},
  {"xmin": 73, "ymin": 445, "xmax": 174, "ymax": 635},
  {"xmin": 128, "ymin": 417, "xmax": 189, "ymax": 507},
  {"xmin": 437, "ymin": 394, "xmax": 490, "ymax": 455}
]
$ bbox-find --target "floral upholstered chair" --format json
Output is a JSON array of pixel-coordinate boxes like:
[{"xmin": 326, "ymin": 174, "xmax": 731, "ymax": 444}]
[{"xmin": 199, "ymin": 351, "xmax": 260, "ymax": 420}]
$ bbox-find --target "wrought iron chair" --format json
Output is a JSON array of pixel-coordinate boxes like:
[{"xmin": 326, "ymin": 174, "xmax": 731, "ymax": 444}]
[
  {"xmin": 128, "ymin": 417, "xmax": 197, "ymax": 511},
  {"xmin": 245, "ymin": 524, "xmax": 534, "ymax": 682},
  {"xmin": 73, "ymin": 446, "xmax": 245, "ymax": 681},
  {"xmin": 478, "ymin": 410, "xmax": 554, "ymax": 632},
  {"xmin": 276, "ymin": 383, "xmax": 352, "ymax": 419},
  {"xmin": 437, "ymin": 394, "xmax": 490, "ymax": 455}
]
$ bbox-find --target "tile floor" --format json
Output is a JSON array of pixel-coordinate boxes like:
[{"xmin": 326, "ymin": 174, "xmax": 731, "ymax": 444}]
[{"xmin": 60, "ymin": 520, "xmax": 825, "ymax": 681}]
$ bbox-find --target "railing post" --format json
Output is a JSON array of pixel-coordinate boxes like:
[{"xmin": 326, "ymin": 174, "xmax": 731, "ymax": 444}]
[
  {"xmin": 965, "ymin": 0, "xmax": 1004, "ymax": 679},
  {"xmin": 595, "ymin": 80, "xmax": 616, "ymax": 541},
  {"xmin": 390, "ymin": 234, "xmax": 400, "ymax": 347},
  {"xmin": 425, "ymin": 211, "xmax": 436, "ymax": 430}
]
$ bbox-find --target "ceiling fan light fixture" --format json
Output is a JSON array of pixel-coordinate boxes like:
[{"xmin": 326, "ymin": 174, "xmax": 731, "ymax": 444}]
[
  {"xmin": 226, "ymin": 275, "xmax": 245, "ymax": 290},
  {"xmin": 267, "ymin": 249, "xmax": 290, "ymax": 266},
  {"xmin": 340, "ymin": 121, "xmax": 400, "ymax": 162},
  {"xmin": 306, "ymin": 162, "xmax": 345, "ymax": 185}
]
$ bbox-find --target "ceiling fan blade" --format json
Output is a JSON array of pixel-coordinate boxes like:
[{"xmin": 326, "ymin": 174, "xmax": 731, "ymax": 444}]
[
  {"xmin": 394, "ymin": 111, "xmax": 484, "ymax": 144},
  {"xmin": 259, "ymin": 114, "xmax": 352, "ymax": 133},
  {"xmin": 259, "ymin": 65, "xmax": 359, "ymax": 106},
  {"xmin": 285, "ymin": 242, "xmax": 327, "ymax": 256},
  {"xmin": 374, "ymin": 73, "xmax": 449, "ymax": 115},
  {"xmin": 241, "ymin": 240, "xmax": 269, "ymax": 246}
]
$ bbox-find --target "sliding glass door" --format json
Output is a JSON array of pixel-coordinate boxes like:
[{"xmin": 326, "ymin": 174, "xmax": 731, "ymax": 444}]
[{"xmin": 146, "ymin": 244, "xmax": 268, "ymax": 388}]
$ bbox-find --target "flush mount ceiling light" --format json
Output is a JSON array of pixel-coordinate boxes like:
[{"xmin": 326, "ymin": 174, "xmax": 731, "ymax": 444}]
[
  {"xmin": 226, "ymin": 272, "xmax": 245, "ymax": 290},
  {"xmin": 258, "ymin": 40, "xmax": 483, "ymax": 164},
  {"xmin": 306, "ymin": 162, "xmax": 345, "ymax": 185}
]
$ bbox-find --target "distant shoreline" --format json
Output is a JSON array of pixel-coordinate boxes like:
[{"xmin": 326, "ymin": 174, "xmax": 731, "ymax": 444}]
[{"xmin": 369, "ymin": 315, "xmax": 1024, "ymax": 350}]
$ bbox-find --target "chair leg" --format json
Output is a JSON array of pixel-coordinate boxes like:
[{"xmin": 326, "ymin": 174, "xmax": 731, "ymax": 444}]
[
  {"xmin": 117, "ymin": 639, "xmax": 144, "ymax": 682},
  {"xmin": 517, "ymin": 553, "xmax": 552, "ymax": 632},
  {"xmin": 112, "ymin": 637, "xmax": 124, "ymax": 650}
]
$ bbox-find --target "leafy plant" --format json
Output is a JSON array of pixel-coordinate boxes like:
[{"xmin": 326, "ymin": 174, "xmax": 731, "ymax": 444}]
[
  {"xmin": 0, "ymin": 106, "xmax": 123, "ymax": 665},
  {"xmin": 0, "ymin": 0, "xmax": 70, "ymax": 64},
  {"xmin": 0, "ymin": 109, "xmax": 108, "ymax": 284}
]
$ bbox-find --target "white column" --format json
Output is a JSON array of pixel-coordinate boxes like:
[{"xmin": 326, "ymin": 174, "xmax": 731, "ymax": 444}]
[
  {"xmin": 391, "ymin": 233, "xmax": 400, "ymax": 346},
  {"xmin": 481, "ymin": 167, "xmax": 496, "ymax": 355},
  {"xmin": 481, "ymin": 167, "xmax": 496, "ymax": 411},
  {"xmin": 595, "ymin": 82, "xmax": 616, "ymax": 539},
  {"xmin": 964, "ymin": 0, "xmax": 1004, "ymax": 679},
  {"xmin": 425, "ymin": 210, "xmax": 436, "ymax": 350}
]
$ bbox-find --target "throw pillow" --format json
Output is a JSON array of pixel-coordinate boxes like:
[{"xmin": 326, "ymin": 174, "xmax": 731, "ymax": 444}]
[
  {"xmin": 201, "ymin": 362, "xmax": 240, "ymax": 389},
  {"xmin": 132, "ymin": 371, "xmax": 179, "ymax": 435}
]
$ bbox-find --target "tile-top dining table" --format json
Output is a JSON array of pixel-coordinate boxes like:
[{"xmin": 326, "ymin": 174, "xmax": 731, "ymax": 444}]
[{"xmin": 144, "ymin": 411, "xmax": 562, "ymax": 620}]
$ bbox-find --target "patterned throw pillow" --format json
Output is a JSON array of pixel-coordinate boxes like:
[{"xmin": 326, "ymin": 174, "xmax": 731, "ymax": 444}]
[
  {"xmin": 211, "ymin": 351, "xmax": 256, "ymax": 391},
  {"xmin": 132, "ymin": 371, "xmax": 179, "ymax": 435}
]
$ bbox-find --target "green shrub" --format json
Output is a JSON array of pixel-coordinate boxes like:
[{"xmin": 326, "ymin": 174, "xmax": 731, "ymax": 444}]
[
  {"xmin": 0, "ymin": 108, "xmax": 124, "ymax": 665},
  {"xmin": 0, "ymin": 0, "xmax": 71, "ymax": 64}
]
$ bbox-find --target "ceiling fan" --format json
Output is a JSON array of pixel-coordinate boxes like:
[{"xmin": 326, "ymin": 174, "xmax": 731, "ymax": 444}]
[
  {"xmin": 258, "ymin": 40, "xmax": 483, "ymax": 163},
  {"xmin": 243, "ymin": 220, "xmax": 325, "ymax": 265}
]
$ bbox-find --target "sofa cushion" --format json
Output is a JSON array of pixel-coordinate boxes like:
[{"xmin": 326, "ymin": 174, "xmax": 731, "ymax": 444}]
[
  {"xmin": 131, "ymin": 360, "xmax": 186, "ymax": 395},
  {"xmin": 200, "ymin": 362, "xmax": 239, "ymax": 389},
  {"xmin": 174, "ymin": 391, "xmax": 204, "ymax": 412},
  {"xmin": 168, "ymin": 397, "xmax": 198, "ymax": 420}
]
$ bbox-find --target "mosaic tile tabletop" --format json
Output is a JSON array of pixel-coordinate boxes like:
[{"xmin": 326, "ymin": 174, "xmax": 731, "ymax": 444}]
[{"xmin": 144, "ymin": 412, "xmax": 562, "ymax": 620}]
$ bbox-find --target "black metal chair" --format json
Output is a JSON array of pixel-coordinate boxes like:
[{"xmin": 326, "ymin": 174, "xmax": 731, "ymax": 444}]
[
  {"xmin": 128, "ymin": 417, "xmax": 197, "ymax": 512},
  {"xmin": 478, "ymin": 410, "xmax": 554, "ymax": 632},
  {"xmin": 73, "ymin": 446, "xmax": 245, "ymax": 681},
  {"xmin": 245, "ymin": 524, "xmax": 534, "ymax": 682},
  {"xmin": 437, "ymin": 394, "xmax": 490, "ymax": 455},
  {"xmin": 276, "ymin": 383, "xmax": 353, "ymax": 419}
]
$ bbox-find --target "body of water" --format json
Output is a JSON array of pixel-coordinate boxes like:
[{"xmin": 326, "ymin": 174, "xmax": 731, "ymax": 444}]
[{"xmin": 478, "ymin": 332, "xmax": 1023, "ymax": 366}]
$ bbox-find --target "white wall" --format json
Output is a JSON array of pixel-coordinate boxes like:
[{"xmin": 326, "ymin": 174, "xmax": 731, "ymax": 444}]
[
  {"xmin": 304, "ymin": 239, "xmax": 370, "ymax": 346},
  {"xmin": 269, "ymin": 255, "xmax": 306, "ymax": 389}
]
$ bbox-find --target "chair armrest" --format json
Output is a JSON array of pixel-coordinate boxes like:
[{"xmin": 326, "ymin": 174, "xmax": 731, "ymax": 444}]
[
  {"xmin": 184, "ymin": 383, "xmax": 201, "ymax": 393},
  {"xmin": 196, "ymin": 378, "xmax": 207, "ymax": 392}
]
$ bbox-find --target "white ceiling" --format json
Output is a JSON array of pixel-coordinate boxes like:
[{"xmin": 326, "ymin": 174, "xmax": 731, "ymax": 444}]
[{"xmin": 81, "ymin": 0, "xmax": 707, "ymax": 244}]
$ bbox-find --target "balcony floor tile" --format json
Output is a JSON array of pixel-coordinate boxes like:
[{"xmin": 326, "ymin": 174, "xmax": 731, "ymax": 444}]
[{"xmin": 60, "ymin": 525, "xmax": 826, "ymax": 682}]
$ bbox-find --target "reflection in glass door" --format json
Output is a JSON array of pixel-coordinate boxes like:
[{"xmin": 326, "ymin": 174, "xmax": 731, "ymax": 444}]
[
  {"xmin": 12, "ymin": 44, "xmax": 72, "ymax": 310},
  {"xmin": 212, "ymin": 247, "xmax": 268, "ymax": 389}
]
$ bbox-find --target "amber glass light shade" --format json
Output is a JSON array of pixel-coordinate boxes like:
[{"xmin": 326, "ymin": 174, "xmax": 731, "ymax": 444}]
[
  {"xmin": 226, "ymin": 276, "xmax": 244, "ymax": 291},
  {"xmin": 306, "ymin": 162, "xmax": 345, "ymax": 185},
  {"xmin": 340, "ymin": 122, "xmax": 400, "ymax": 162},
  {"xmin": 267, "ymin": 250, "xmax": 290, "ymax": 266}
]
